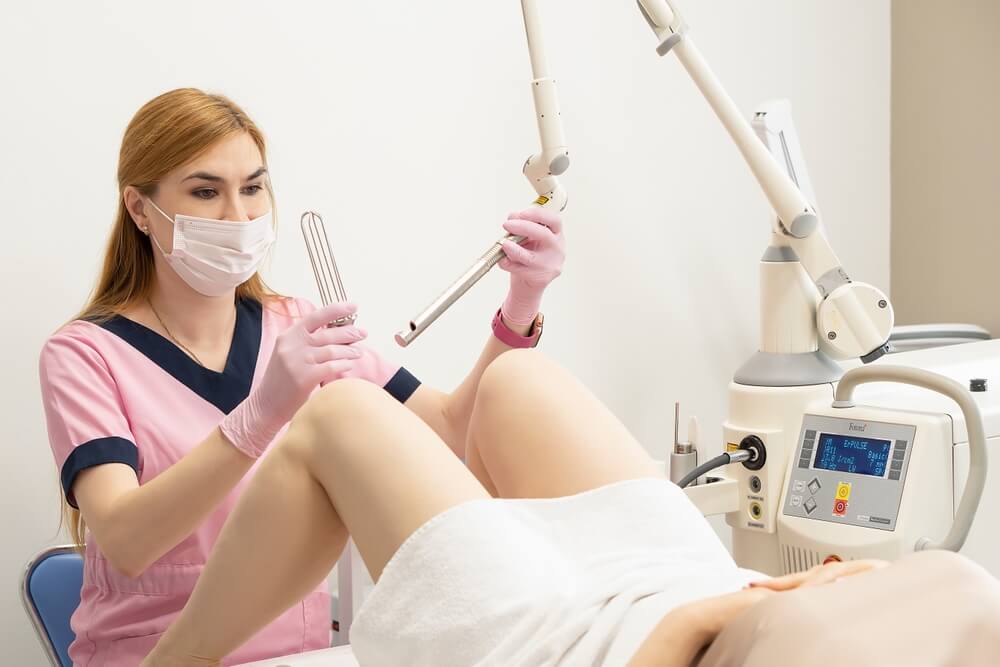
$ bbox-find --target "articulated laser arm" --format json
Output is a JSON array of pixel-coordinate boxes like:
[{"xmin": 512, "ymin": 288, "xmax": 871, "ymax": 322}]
[
  {"xmin": 637, "ymin": 0, "xmax": 892, "ymax": 362},
  {"xmin": 521, "ymin": 0, "xmax": 570, "ymax": 209},
  {"xmin": 395, "ymin": 0, "xmax": 568, "ymax": 347},
  {"xmin": 752, "ymin": 99, "xmax": 820, "ymax": 216}
]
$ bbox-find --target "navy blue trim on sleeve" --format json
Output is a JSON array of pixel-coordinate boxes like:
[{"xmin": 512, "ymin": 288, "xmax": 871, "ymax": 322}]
[
  {"xmin": 383, "ymin": 367, "xmax": 421, "ymax": 403},
  {"xmin": 61, "ymin": 437, "xmax": 139, "ymax": 509}
]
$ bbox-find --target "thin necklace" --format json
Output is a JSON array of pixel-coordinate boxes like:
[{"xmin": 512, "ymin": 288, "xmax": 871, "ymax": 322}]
[{"xmin": 148, "ymin": 299, "xmax": 206, "ymax": 368}]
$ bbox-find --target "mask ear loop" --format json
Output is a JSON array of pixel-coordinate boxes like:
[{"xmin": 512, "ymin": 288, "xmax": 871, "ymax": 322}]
[
  {"xmin": 144, "ymin": 198, "xmax": 175, "ymax": 255},
  {"xmin": 145, "ymin": 197, "xmax": 175, "ymax": 224}
]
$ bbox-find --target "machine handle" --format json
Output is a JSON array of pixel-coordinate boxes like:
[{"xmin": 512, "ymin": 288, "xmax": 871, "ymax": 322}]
[{"xmin": 833, "ymin": 365, "xmax": 988, "ymax": 553}]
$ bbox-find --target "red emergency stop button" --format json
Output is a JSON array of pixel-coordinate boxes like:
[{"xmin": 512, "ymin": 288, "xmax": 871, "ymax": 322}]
[
  {"xmin": 833, "ymin": 499, "xmax": 848, "ymax": 516},
  {"xmin": 823, "ymin": 555, "xmax": 842, "ymax": 565}
]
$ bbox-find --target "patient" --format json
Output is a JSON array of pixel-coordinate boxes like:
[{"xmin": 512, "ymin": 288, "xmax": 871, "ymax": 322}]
[{"xmin": 143, "ymin": 350, "xmax": 1000, "ymax": 666}]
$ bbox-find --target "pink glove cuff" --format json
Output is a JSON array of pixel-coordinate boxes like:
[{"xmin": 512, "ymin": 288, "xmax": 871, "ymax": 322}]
[
  {"xmin": 219, "ymin": 390, "xmax": 286, "ymax": 459},
  {"xmin": 343, "ymin": 346, "xmax": 400, "ymax": 388},
  {"xmin": 501, "ymin": 287, "xmax": 543, "ymax": 326}
]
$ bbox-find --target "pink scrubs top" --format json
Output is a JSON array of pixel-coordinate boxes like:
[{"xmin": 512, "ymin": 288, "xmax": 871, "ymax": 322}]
[{"xmin": 38, "ymin": 297, "xmax": 420, "ymax": 666}]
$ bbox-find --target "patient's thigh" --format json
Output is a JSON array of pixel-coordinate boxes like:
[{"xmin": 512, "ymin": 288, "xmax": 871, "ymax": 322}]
[
  {"xmin": 295, "ymin": 379, "xmax": 490, "ymax": 580},
  {"xmin": 468, "ymin": 350, "xmax": 662, "ymax": 499}
]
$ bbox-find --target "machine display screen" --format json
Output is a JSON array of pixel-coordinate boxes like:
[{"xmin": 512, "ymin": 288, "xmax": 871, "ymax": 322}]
[{"xmin": 813, "ymin": 434, "xmax": 892, "ymax": 477}]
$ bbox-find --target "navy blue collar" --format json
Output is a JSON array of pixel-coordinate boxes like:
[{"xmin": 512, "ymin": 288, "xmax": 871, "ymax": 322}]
[{"xmin": 98, "ymin": 299, "xmax": 263, "ymax": 414}]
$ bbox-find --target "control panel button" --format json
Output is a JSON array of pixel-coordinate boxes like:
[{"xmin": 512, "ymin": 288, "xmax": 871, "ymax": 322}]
[
  {"xmin": 895, "ymin": 439, "xmax": 908, "ymax": 450},
  {"xmin": 804, "ymin": 497, "xmax": 817, "ymax": 514},
  {"xmin": 808, "ymin": 478, "xmax": 821, "ymax": 495},
  {"xmin": 890, "ymin": 459, "xmax": 904, "ymax": 472},
  {"xmin": 836, "ymin": 482, "xmax": 852, "ymax": 501},
  {"xmin": 805, "ymin": 430, "xmax": 817, "ymax": 440},
  {"xmin": 833, "ymin": 499, "xmax": 848, "ymax": 516},
  {"xmin": 793, "ymin": 480, "xmax": 806, "ymax": 493},
  {"xmin": 889, "ymin": 470, "xmax": 901, "ymax": 481},
  {"xmin": 798, "ymin": 457, "xmax": 810, "ymax": 469},
  {"xmin": 892, "ymin": 449, "xmax": 906, "ymax": 462},
  {"xmin": 791, "ymin": 495, "xmax": 803, "ymax": 507}
]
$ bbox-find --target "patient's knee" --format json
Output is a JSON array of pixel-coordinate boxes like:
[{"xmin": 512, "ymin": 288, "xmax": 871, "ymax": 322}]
[
  {"xmin": 286, "ymin": 378, "xmax": 393, "ymax": 460},
  {"xmin": 478, "ymin": 349, "xmax": 547, "ymax": 402},
  {"xmin": 304, "ymin": 377, "xmax": 391, "ymax": 423}
]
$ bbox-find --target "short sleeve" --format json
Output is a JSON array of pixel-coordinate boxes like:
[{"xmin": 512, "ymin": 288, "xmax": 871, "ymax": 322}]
[{"xmin": 39, "ymin": 325, "xmax": 139, "ymax": 508}]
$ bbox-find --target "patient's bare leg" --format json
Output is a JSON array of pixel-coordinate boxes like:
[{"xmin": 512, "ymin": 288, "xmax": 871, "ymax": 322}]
[
  {"xmin": 144, "ymin": 379, "xmax": 488, "ymax": 666},
  {"xmin": 466, "ymin": 349, "xmax": 662, "ymax": 498}
]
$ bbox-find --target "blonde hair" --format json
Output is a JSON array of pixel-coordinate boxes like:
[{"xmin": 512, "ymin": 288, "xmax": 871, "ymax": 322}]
[{"xmin": 64, "ymin": 88, "xmax": 283, "ymax": 549}]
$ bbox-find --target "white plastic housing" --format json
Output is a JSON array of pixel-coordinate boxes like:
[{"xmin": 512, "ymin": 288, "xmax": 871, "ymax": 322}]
[
  {"xmin": 817, "ymin": 282, "xmax": 894, "ymax": 359},
  {"xmin": 759, "ymin": 256, "xmax": 822, "ymax": 355}
]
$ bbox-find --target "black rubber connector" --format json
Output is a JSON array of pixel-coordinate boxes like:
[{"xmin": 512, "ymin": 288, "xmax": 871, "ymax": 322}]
[
  {"xmin": 740, "ymin": 435, "xmax": 767, "ymax": 471},
  {"xmin": 861, "ymin": 343, "xmax": 891, "ymax": 365}
]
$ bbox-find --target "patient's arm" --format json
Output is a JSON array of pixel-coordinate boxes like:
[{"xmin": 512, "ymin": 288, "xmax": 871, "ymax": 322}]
[
  {"xmin": 747, "ymin": 558, "xmax": 888, "ymax": 591},
  {"xmin": 629, "ymin": 559, "xmax": 891, "ymax": 666},
  {"xmin": 627, "ymin": 588, "xmax": 775, "ymax": 666}
]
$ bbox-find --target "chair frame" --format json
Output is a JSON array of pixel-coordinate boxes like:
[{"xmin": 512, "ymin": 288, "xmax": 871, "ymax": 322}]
[{"xmin": 21, "ymin": 544, "xmax": 81, "ymax": 667}]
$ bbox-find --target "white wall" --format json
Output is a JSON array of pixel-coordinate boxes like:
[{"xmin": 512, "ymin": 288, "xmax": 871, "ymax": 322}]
[{"xmin": 0, "ymin": 1, "xmax": 889, "ymax": 662}]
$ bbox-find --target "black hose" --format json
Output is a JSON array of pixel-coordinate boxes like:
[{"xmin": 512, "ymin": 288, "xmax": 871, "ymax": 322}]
[{"xmin": 677, "ymin": 450, "xmax": 752, "ymax": 489}]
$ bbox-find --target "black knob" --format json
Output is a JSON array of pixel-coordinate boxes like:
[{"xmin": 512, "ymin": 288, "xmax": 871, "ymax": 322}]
[
  {"xmin": 970, "ymin": 378, "xmax": 988, "ymax": 392},
  {"xmin": 739, "ymin": 435, "xmax": 767, "ymax": 471}
]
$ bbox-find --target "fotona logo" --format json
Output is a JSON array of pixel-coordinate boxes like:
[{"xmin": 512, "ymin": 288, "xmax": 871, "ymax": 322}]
[{"xmin": 849, "ymin": 422, "xmax": 868, "ymax": 432}]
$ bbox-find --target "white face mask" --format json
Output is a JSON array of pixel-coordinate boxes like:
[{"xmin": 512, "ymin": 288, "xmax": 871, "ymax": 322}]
[{"xmin": 146, "ymin": 199, "xmax": 275, "ymax": 297}]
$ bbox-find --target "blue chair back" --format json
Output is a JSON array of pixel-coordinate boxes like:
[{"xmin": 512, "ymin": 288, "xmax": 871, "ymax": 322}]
[{"xmin": 21, "ymin": 546, "xmax": 83, "ymax": 667}]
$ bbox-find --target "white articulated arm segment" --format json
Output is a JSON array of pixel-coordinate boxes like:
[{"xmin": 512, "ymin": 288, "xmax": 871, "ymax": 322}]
[
  {"xmin": 636, "ymin": 0, "xmax": 892, "ymax": 362},
  {"xmin": 637, "ymin": 0, "xmax": 816, "ymax": 238},
  {"xmin": 522, "ymin": 0, "xmax": 569, "ymax": 210}
]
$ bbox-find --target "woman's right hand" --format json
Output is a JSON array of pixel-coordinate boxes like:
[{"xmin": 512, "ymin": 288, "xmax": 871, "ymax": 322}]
[
  {"xmin": 220, "ymin": 302, "xmax": 366, "ymax": 458},
  {"xmin": 259, "ymin": 302, "xmax": 367, "ymax": 423}
]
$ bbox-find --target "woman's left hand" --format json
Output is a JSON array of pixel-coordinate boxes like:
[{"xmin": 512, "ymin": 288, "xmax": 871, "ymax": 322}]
[
  {"xmin": 627, "ymin": 587, "xmax": 776, "ymax": 666},
  {"xmin": 341, "ymin": 344, "xmax": 400, "ymax": 388},
  {"xmin": 498, "ymin": 207, "xmax": 566, "ymax": 325},
  {"xmin": 681, "ymin": 586, "xmax": 777, "ymax": 641},
  {"xmin": 748, "ymin": 558, "xmax": 890, "ymax": 591}
]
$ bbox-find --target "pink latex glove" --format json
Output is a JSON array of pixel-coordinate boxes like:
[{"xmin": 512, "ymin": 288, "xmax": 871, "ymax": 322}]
[
  {"xmin": 499, "ymin": 207, "xmax": 566, "ymax": 324},
  {"xmin": 342, "ymin": 344, "xmax": 401, "ymax": 388},
  {"xmin": 220, "ymin": 302, "xmax": 366, "ymax": 458},
  {"xmin": 291, "ymin": 299, "xmax": 401, "ymax": 389}
]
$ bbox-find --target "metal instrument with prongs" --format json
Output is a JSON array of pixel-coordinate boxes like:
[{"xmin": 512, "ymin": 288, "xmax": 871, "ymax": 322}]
[{"xmin": 300, "ymin": 211, "xmax": 356, "ymax": 327}]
